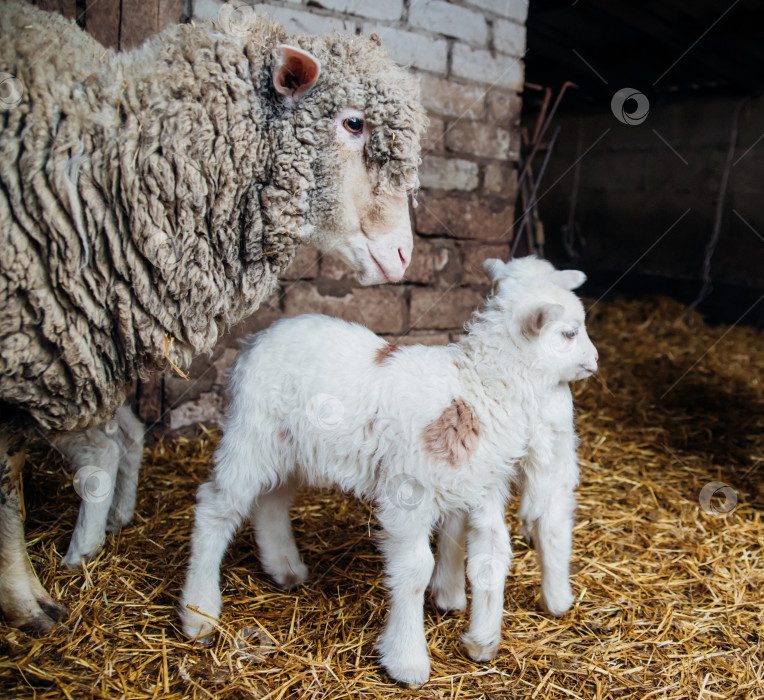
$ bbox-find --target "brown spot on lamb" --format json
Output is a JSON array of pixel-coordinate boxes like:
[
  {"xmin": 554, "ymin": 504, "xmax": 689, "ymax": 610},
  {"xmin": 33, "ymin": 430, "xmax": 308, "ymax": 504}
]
[
  {"xmin": 422, "ymin": 398, "xmax": 480, "ymax": 467},
  {"xmin": 374, "ymin": 343, "xmax": 400, "ymax": 365}
]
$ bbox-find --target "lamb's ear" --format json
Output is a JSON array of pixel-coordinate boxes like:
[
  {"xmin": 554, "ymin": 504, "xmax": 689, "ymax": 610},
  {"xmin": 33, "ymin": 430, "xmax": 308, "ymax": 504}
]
[
  {"xmin": 522, "ymin": 303, "xmax": 565, "ymax": 337},
  {"xmin": 483, "ymin": 258, "xmax": 508, "ymax": 282},
  {"xmin": 273, "ymin": 45, "xmax": 321, "ymax": 102},
  {"xmin": 550, "ymin": 270, "xmax": 587, "ymax": 290}
]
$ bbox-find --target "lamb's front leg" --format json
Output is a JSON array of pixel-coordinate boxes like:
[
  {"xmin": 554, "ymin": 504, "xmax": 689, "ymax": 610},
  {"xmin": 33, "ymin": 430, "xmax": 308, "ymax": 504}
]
[
  {"xmin": 376, "ymin": 508, "xmax": 436, "ymax": 685},
  {"xmin": 519, "ymin": 433, "xmax": 578, "ymax": 616},
  {"xmin": 462, "ymin": 496, "xmax": 511, "ymax": 662}
]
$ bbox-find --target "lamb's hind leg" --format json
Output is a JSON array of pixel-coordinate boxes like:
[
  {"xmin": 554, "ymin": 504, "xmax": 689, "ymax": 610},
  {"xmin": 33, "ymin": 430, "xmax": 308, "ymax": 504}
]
[
  {"xmin": 179, "ymin": 480, "xmax": 250, "ymax": 641},
  {"xmin": 0, "ymin": 433, "xmax": 68, "ymax": 633},
  {"xmin": 430, "ymin": 510, "xmax": 467, "ymax": 611},
  {"xmin": 249, "ymin": 477, "xmax": 308, "ymax": 590}
]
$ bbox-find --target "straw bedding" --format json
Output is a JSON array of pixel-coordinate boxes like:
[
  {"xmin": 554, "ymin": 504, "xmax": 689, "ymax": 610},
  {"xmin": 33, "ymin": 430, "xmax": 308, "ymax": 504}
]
[{"xmin": 1, "ymin": 296, "xmax": 762, "ymax": 699}]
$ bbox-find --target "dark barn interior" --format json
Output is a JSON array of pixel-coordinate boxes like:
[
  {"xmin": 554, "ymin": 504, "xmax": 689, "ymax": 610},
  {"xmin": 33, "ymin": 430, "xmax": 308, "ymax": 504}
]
[{"xmin": 522, "ymin": 0, "xmax": 764, "ymax": 326}]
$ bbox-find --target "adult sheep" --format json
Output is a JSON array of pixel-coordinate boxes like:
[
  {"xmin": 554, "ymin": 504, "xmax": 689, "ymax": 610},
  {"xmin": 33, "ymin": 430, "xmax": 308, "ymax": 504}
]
[{"xmin": 0, "ymin": 0, "xmax": 425, "ymax": 633}]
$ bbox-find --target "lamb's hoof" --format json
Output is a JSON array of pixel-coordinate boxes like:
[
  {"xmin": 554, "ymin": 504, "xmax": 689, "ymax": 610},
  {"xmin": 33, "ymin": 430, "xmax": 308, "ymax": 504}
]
[
  {"xmin": 431, "ymin": 586, "xmax": 467, "ymax": 612},
  {"xmin": 380, "ymin": 653, "xmax": 430, "ymax": 686},
  {"xmin": 106, "ymin": 507, "xmax": 134, "ymax": 533},
  {"xmin": 272, "ymin": 561, "xmax": 308, "ymax": 591},
  {"xmin": 61, "ymin": 546, "xmax": 102, "ymax": 570},
  {"xmin": 461, "ymin": 631, "xmax": 499, "ymax": 663},
  {"xmin": 541, "ymin": 588, "xmax": 574, "ymax": 617}
]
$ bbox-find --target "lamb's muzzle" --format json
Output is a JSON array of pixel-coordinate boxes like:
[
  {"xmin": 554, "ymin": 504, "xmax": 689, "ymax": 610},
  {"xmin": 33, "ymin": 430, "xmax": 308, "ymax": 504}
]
[{"xmin": 180, "ymin": 256, "xmax": 598, "ymax": 685}]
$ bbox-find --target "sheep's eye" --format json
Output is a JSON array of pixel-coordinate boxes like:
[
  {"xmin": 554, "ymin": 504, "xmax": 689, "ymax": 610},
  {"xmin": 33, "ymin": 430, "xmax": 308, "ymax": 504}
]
[
  {"xmin": 343, "ymin": 117, "xmax": 364, "ymax": 135},
  {"xmin": 563, "ymin": 329, "xmax": 578, "ymax": 340}
]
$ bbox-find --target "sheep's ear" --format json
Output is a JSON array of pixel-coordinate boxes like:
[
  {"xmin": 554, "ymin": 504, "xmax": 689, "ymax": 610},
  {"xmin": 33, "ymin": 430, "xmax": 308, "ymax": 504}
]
[
  {"xmin": 522, "ymin": 303, "xmax": 564, "ymax": 337},
  {"xmin": 550, "ymin": 270, "xmax": 587, "ymax": 290},
  {"xmin": 483, "ymin": 258, "xmax": 508, "ymax": 281},
  {"xmin": 273, "ymin": 45, "xmax": 321, "ymax": 102}
]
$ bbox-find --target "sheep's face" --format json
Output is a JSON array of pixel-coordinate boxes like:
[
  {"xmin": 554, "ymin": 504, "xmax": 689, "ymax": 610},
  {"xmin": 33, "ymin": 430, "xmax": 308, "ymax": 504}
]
[
  {"xmin": 270, "ymin": 40, "xmax": 423, "ymax": 285},
  {"xmin": 310, "ymin": 107, "xmax": 413, "ymax": 285}
]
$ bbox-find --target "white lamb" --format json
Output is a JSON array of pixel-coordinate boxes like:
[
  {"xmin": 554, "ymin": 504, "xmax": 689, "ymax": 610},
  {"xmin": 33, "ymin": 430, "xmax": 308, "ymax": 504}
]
[{"xmin": 179, "ymin": 256, "xmax": 598, "ymax": 684}]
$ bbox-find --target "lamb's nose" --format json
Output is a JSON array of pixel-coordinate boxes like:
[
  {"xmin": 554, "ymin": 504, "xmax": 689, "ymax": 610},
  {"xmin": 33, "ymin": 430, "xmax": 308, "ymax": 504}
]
[
  {"xmin": 594, "ymin": 352, "xmax": 599, "ymax": 363},
  {"xmin": 398, "ymin": 247, "xmax": 410, "ymax": 270}
]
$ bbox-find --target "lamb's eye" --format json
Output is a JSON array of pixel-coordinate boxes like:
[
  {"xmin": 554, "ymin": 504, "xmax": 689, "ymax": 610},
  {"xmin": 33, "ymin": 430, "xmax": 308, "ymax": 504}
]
[
  {"xmin": 563, "ymin": 329, "xmax": 578, "ymax": 340},
  {"xmin": 343, "ymin": 117, "xmax": 364, "ymax": 134}
]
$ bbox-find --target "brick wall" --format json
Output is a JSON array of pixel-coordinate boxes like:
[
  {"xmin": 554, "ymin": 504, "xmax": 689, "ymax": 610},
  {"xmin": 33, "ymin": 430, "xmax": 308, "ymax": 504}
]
[
  {"xmin": 536, "ymin": 93, "xmax": 764, "ymax": 325},
  {"xmin": 164, "ymin": 0, "xmax": 528, "ymax": 428}
]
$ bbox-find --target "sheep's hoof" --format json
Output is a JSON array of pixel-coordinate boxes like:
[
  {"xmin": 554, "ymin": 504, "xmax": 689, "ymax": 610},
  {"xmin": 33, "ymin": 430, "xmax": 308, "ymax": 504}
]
[
  {"xmin": 380, "ymin": 654, "xmax": 431, "ymax": 686},
  {"xmin": 16, "ymin": 599, "xmax": 68, "ymax": 635},
  {"xmin": 461, "ymin": 631, "xmax": 499, "ymax": 663}
]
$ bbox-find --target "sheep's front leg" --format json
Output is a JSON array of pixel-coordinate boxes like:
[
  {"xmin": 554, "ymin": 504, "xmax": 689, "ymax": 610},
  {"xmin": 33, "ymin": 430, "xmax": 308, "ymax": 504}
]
[
  {"xmin": 56, "ymin": 430, "xmax": 120, "ymax": 568},
  {"xmin": 376, "ymin": 509, "xmax": 436, "ymax": 685},
  {"xmin": 430, "ymin": 511, "xmax": 467, "ymax": 612},
  {"xmin": 462, "ymin": 497, "xmax": 511, "ymax": 662},
  {"xmin": 0, "ymin": 435, "xmax": 68, "ymax": 633},
  {"xmin": 519, "ymin": 433, "xmax": 578, "ymax": 616},
  {"xmin": 107, "ymin": 405, "xmax": 145, "ymax": 532}
]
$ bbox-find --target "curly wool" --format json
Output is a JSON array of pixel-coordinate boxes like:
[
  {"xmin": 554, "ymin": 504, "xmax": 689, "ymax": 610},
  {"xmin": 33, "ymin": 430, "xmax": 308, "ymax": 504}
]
[{"xmin": 0, "ymin": 2, "xmax": 425, "ymax": 433}]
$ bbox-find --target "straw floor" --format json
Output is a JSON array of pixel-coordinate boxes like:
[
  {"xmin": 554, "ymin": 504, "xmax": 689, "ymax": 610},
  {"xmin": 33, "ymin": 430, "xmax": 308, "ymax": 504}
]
[{"xmin": 1, "ymin": 296, "xmax": 762, "ymax": 699}]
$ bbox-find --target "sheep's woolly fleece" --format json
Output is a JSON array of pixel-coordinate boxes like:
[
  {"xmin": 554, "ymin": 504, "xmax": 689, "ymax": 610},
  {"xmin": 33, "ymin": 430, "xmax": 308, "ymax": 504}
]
[{"xmin": 0, "ymin": 1, "xmax": 425, "ymax": 434}]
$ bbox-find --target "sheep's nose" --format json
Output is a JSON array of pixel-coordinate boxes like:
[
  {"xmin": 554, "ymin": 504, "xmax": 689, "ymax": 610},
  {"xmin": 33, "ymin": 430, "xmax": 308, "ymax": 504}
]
[
  {"xmin": 398, "ymin": 247, "xmax": 410, "ymax": 270},
  {"xmin": 594, "ymin": 352, "xmax": 599, "ymax": 363}
]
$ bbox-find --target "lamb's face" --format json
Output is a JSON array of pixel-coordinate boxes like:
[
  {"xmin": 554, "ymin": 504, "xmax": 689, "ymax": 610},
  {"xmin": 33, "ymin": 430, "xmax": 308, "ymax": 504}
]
[
  {"xmin": 489, "ymin": 258, "xmax": 599, "ymax": 383},
  {"xmin": 528, "ymin": 295, "xmax": 599, "ymax": 383}
]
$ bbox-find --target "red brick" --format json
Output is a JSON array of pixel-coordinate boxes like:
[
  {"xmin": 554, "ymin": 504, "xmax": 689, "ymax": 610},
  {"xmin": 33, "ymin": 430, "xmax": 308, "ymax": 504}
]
[
  {"xmin": 414, "ymin": 192, "xmax": 515, "ymax": 242},
  {"xmin": 484, "ymin": 162, "xmax": 518, "ymax": 196},
  {"xmin": 487, "ymin": 90, "xmax": 523, "ymax": 127},
  {"xmin": 405, "ymin": 236, "xmax": 460, "ymax": 286},
  {"xmin": 319, "ymin": 252, "xmax": 354, "ymax": 281},
  {"xmin": 283, "ymin": 282, "xmax": 407, "ymax": 335},
  {"xmin": 282, "ymin": 245, "xmax": 320, "ymax": 280},
  {"xmin": 409, "ymin": 286, "xmax": 485, "ymax": 330},
  {"xmin": 422, "ymin": 117, "xmax": 446, "ymax": 156},
  {"xmin": 458, "ymin": 241, "xmax": 512, "ymax": 285}
]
